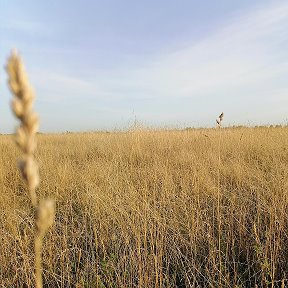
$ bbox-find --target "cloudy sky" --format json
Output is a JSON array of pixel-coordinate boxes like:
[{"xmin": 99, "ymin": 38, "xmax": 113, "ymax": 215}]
[{"xmin": 1, "ymin": 0, "xmax": 288, "ymax": 132}]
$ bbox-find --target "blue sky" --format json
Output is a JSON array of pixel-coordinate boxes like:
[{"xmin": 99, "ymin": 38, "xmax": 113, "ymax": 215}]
[{"xmin": 1, "ymin": 0, "xmax": 288, "ymax": 132}]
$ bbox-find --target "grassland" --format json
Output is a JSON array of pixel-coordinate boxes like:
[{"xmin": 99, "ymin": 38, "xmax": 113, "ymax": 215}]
[{"xmin": 1, "ymin": 126, "xmax": 288, "ymax": 287}]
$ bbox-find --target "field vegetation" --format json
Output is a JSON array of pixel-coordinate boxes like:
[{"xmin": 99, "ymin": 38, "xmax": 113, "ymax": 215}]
[{"xmin": 1, "ymin": 126, "xmax": 288, "ymax": 287}]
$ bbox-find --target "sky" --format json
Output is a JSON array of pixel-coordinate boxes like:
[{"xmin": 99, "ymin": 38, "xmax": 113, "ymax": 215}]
[{"xmin": 0, "ymin": 0, "xmax": 288, "ymax": 133}]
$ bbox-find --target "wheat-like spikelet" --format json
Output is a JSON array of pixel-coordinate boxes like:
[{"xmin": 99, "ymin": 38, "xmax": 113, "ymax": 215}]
[
  {"xmin": 6, "ymin": 50, "xmax": 55, "ymax": 288},
  {"xmin": 7, "ymin": 50, "xmax": 39, "ymax": 206},
  {"xmin": 216, "ymin": 112, "xmax": 224, "ymax": 128}
]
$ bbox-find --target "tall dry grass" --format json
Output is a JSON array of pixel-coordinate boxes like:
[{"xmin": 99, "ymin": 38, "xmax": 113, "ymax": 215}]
[{"xmin": 1, "ymin": 126, "xmax": 288, "ymax": 287}]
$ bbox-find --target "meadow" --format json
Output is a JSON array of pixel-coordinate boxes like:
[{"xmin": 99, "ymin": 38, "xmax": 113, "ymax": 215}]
[{"xmin": 1, "ymin": 126, "xmax": 288, "ymax": 287}]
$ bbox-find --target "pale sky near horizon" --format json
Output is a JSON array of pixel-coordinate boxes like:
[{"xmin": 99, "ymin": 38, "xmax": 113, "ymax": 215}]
[{"xmin": 0, "ymin": 0, "xmax": 288, "ymax": 132}]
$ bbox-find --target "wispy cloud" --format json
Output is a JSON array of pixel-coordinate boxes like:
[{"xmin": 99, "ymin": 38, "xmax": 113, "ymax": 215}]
[
  {"xmin": 113, "ymin": 2, "xmax": 288, "ymax": 99},
  {"xmin": 37, "ymin": 2, "xmax": 288, "ymax": 103},
  {"xmin": 30, "ymin": 70, "xmax": 101, "ymax": 102},
  {"xmin": 0, "ymin": 20, "xmax": 52, "ymax": 35},
  {"xmin": 6, "ymin": 1, "xmax": 287, "ymax": 131}
]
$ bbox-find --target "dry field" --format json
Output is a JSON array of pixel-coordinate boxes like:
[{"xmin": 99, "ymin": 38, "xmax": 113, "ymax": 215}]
[{"xmin": 1, "ymin": 127, "xmax": 288, "ymax": 287}]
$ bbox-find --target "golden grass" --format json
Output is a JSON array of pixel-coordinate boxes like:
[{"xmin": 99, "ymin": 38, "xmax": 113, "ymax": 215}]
[{"xmin": 1, "ymin": 127, "xmax": 288, "ymax": 287}]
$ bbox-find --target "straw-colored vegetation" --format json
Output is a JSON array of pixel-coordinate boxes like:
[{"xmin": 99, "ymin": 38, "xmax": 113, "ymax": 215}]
[{"xmin": 1, "ymin": 126, "xmax": 288, "ymax": 287}]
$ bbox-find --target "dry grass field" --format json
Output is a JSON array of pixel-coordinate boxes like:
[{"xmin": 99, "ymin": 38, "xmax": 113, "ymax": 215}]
[{"xmin": 1, "ymin": 126, "xmax": 288, "ymax": 287}]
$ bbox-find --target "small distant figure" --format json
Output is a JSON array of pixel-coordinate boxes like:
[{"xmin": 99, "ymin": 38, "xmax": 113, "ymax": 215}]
[{"xmin": 216, "ymin": 112, "xmax": 224, "ymax": 128}]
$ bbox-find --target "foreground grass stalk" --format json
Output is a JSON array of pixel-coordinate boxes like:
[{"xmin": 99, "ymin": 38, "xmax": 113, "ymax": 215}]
[
  {"xmin": 216, "ymin": 112, "xmax": 224, "ymax": 286},
  {"xmin": 6, "ymin": 50, "xmax": 55, "ymax": 288}
]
